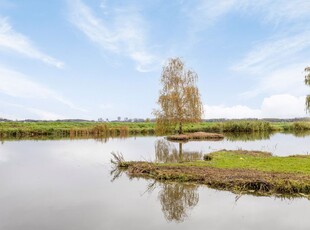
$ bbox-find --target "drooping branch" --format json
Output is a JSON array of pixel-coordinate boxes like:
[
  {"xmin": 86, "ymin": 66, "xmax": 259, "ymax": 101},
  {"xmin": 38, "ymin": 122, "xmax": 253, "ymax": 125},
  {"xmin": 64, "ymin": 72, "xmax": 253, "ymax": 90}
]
[{"xmin": 153, "ymin": 58, "xmax": 204, "ymax": 134}]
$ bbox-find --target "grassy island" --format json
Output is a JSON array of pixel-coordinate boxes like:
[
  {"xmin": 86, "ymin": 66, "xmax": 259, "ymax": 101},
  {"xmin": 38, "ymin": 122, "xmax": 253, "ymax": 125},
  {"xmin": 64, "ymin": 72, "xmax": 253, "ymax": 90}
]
[{"xmin": 115, "ymin": 150, "xmax": 310, "ymax": 197}]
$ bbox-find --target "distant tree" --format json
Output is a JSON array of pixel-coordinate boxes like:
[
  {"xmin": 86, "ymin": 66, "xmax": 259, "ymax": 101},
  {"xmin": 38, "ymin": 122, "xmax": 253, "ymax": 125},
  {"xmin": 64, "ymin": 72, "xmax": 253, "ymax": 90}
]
[
  {"xmin": 153, "ymin": 57, "xmax": 204, "ymax": 134},
  {"xmin": 305, "ymin": 66, "xmax": 310, "ymax": 113},
  {"xmin": 117, "ymin": 116, "xmax": 121, "ymax": 122}
]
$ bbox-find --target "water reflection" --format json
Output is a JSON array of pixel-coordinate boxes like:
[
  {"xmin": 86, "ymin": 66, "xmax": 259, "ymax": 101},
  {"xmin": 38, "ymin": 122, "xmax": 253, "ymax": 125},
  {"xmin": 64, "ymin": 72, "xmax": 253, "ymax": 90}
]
[
  {"xmin": 290, "ymin": 130, "xmax": 310, "ymax": 138},
  {"xmin": 155, "ymin": 139, "xmax": 202, "ymax": 163},
  {"xmin": 2, "ymin": 138, "xmax": 310, "ymax": 229},
  {"xmin": 0, "ymin": 135, "xmax": 132, "ymax": 143},
  {"xmin": 225, "ymin": 131, "xmax": 274, "ymax": 141},
  {"xmin": 158, "ymin": 182, "xmax": 199, "ymax": 222},
  {"xmin": 225, "ymin": 130, "xmax": 310, "ymax": 141}
]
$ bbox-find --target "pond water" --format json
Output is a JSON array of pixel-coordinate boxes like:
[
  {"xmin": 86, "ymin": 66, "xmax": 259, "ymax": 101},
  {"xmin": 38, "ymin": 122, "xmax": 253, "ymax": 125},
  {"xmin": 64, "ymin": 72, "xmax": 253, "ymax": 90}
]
[{"xmin": 0, "ymin": 133, "xmax": 310, "ymax": 229}]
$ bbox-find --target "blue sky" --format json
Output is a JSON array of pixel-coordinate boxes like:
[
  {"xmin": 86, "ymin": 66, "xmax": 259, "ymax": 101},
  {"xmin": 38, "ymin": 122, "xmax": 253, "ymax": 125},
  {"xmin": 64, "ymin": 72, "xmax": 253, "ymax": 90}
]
[{"xmin": 0, "ymin": 0, "xmax": 309, "ymax": 120}]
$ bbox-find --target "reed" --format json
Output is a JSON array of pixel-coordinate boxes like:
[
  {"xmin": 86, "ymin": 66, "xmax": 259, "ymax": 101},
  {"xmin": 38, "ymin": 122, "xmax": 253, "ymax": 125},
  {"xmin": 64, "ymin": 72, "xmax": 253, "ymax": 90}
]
[{"xmin": 0, "ymin": 120, "xmax": 309, "ymax": 138}]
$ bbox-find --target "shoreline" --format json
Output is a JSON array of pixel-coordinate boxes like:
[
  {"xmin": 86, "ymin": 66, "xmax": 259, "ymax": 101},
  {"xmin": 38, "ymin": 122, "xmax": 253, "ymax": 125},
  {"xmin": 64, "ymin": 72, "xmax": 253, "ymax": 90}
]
[
  {"xmin": 1, "ymin": 120, "xmax": 310, "ymax": 138},
  {"xmin": 115, "ymin": 150, "xmax": 310, "ymax": 197}
]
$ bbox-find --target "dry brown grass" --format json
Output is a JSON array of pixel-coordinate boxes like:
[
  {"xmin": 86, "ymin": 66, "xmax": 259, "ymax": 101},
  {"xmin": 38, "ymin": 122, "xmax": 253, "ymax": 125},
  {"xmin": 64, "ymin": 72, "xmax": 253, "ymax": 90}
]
[
  {"xmin": 122, "ymin": 162, "xmax": 310, "ymax": 196},
  {"xmin": 167, "ymin": 132, "xmax": 224, "ymax": 141}
]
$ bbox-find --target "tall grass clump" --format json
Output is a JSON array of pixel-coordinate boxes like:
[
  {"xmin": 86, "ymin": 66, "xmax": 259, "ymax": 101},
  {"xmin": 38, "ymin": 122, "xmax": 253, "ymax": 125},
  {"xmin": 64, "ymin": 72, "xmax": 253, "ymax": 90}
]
[
  {"xmin": 222, "ymin": 121, "xmax": 272, "ymax": 132},
  {"xmin": 111, "ymin": 152, "xmax": 125, "ymax": 166},
  {"xmin": 292, "ymin": 122, "xmax": 310, "ymax": 131}
]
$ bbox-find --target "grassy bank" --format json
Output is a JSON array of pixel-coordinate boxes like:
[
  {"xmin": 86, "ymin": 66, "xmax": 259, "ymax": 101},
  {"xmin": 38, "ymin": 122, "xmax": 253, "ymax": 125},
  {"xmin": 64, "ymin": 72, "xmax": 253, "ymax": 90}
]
[
  {"xmin": 0, "ymin": 121, "xmax": 154, "ymax": 138},
  {"xmin": 0, "ymin": 120, "xmax": 310, "ymax": 138},
  {"xmin": 116, "ymin": 150, "xmax": 310, "ymax": 196}
]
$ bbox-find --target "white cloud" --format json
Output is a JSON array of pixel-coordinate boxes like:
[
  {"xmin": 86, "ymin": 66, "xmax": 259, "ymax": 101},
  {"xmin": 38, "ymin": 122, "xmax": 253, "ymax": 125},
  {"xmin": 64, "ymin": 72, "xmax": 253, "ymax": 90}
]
[
  {"xmin": 25, "ymin": 108, "xmax": 65, "ymax": 120},
  {"xmin": 0, "ymin": 66, "xmax": 85, "ymax": 112},
  {"xmin": 261, "ymin": 94, "xmax": 307, "ymax": 119},
  {"xmin": 205, "ymin": 104, "xmax": 261, "ymax": 119},
  {"xmin": 205, "ymin": 94, "xmax": 307, "ymax": 119},
  {"xmin": 0, "ymin": 17, "xmax": 64, "ymax": 68},
  {"xmin": 68, "ymin": 0, "xmax": 160, "ymax": 72},
  {"xmin": 240, "ymin": 64, "xmax": 309, "ymax": 98}
]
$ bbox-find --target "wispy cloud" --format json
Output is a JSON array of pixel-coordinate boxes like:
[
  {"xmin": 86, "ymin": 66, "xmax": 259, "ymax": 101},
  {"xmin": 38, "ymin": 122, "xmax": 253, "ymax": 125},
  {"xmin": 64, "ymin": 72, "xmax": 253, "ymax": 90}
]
[
  {"xmin": 243, "ymin": 0, "xmax": 310, "ymax": 25},
  {"xmin": 0, "ymin": 101, "xmax": 65, "ymax": 120},
  {"xmin": 0, "ymin": 17, "xmax": 64, "ymax": 68},
  {"xmin": 233, "ymin": 30, "xmax": 310, "ymax": 98},
  {"xmin": 217, "ymin": 0, "xmax": 310, "ymax": 99},
  {"xmin": 185, "ymin": 0, "xmax": 238, "ymax": 32},
  {"xmin": 24, "ymin": 107, "xmax": 65, "ymax": 120},
  {"xmin": 0, "ymin": 66, "xmax": 85, "ymax": 112},
  {"xmin": 232, "ymin": 32, "xmax": 310, "ymax": 74},
  {"xmin": 68, "ymin": 0, "xmax": 160, "ymax": 72},
  {"xmin": 187, "ymin": 0, "xmax": 310, "ymax": 29}
]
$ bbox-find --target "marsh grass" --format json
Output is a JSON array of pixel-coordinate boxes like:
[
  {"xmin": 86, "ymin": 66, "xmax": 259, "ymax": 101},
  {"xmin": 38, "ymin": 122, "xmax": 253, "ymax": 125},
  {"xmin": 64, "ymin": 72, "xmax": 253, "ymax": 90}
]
[{"xmin": 1, "ymin": 120, "xmax": 309, "ymax": 138}]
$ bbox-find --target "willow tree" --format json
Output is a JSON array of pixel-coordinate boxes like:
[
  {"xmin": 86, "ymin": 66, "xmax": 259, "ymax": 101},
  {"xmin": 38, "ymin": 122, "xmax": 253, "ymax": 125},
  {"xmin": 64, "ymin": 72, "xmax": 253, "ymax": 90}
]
[
  {"xmin": 154, "ymin": 58, "xmax": 204, "ymax": 134},
  {"xmin": 306, "ymin": 66, "xmax": 310, "ymax": 112}
]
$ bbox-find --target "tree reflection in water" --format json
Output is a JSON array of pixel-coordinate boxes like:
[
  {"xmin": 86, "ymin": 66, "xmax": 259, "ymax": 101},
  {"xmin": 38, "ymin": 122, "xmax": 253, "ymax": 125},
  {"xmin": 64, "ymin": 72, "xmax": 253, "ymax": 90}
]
[
  {"xmin": 111, "ymin": 140, "xmax": 201, "ymax": 222},
  {"xmin": 155, "ymin": 139, "xmax": 202, "ymax": 163},
  {"xmin": 153, "ymin": 139, "xmax": 201, "ymax": 222},
  {"xmin": 158, "ymin": 182, "xmax": 199, "ymax": 222}
]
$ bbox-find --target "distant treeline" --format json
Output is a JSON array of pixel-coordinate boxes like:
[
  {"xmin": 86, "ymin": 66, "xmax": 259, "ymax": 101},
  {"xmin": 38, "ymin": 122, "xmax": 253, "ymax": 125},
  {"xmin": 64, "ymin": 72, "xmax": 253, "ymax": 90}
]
[
  {"xmin": 1, "ymin": 120, "xmax": 310, "ymax": 138},
  {"xmin": 1, "ymin": 117, "xmax": 309, "ymax": 123}
]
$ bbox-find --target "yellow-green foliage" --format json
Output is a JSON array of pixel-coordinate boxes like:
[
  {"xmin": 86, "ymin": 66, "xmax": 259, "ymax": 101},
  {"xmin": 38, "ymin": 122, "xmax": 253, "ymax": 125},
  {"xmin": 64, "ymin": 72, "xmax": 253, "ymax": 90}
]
[
  {"xmin": 0, "ymin": 120, "xmax": 309, "ymax": 138},
  {"xmin": 180, "ymin": 151, "xmax": 310, "ymax": 174}
]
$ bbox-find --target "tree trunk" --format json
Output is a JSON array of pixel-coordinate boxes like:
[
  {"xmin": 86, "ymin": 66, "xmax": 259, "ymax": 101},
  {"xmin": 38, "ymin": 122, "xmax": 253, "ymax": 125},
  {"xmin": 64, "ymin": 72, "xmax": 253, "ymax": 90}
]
[
  {"xmin": 179, "ymin": 122, "xmax": 183, "ymax": 134},
  {"xmin": 179, "ymin": 142, "xmax": 183, "ymax": 161}
]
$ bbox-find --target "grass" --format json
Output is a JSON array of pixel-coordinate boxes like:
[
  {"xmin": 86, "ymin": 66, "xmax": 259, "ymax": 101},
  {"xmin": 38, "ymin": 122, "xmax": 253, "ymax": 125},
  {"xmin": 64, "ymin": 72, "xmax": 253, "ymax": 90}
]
[
  {"xmin": 182, "ymin": 150, "xmax": 310, "ymax": 174},
  {"xmin": 0, "ymin": 120, "xmax": 310, "ymax": 138},
  {"xmin": 0, "ymin": 121, "xmax": 155, "ymax": 138},
  {"xmin": 117, "ymin": 150, "xmax": 310, "ymax": 196}
]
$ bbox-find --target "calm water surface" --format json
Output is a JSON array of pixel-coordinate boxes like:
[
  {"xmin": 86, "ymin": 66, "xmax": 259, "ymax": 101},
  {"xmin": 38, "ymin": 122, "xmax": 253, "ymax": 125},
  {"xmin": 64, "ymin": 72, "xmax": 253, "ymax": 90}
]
[{"xmin": 0, "ymin": 133, "xmax": 310, "ymax": 229}]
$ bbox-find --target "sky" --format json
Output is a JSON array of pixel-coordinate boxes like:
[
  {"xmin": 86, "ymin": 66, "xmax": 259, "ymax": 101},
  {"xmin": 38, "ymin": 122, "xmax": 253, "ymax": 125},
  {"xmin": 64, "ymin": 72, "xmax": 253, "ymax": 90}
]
[{"xmin": 0, "ymin": 0, "xmax": 309, "ymax": 120}]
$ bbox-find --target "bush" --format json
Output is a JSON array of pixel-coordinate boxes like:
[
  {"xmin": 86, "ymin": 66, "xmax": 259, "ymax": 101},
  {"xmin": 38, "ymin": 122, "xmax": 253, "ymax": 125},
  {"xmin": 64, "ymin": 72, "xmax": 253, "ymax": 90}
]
[{"xmin": 203, "ymin": 154, "xmax": 212, "ymax": 161}]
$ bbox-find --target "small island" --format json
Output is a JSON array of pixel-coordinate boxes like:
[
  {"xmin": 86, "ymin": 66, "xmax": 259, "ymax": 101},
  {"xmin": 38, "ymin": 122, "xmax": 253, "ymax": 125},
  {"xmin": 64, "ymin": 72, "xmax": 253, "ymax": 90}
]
[
  {"xmin": 114, "ymin": 150, "xmax": 310, "ymax": 197},
  {"xmin": 167, "ymin": 132, "xmax": 224, "ymax": 141}
]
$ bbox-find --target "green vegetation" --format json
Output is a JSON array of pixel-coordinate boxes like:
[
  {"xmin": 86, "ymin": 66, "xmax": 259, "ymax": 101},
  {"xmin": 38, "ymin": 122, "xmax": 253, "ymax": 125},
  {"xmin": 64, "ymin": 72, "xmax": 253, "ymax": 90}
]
[
  {"xmin": 1, "ymin": 120, "xmax": 310, "ymax": 138},
  {"xmin": 199, "ymin": 150, "xmax": 310, "ymax": 174},
  {"xmin": 116, "ymin": 150, "xmax": 310, "ymax": 196},
  {"xmin": 0, "ymin": 121, "xmax": 154, "ymax": 138}
]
